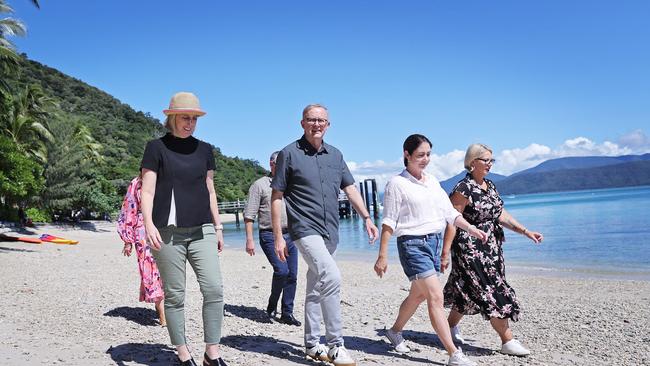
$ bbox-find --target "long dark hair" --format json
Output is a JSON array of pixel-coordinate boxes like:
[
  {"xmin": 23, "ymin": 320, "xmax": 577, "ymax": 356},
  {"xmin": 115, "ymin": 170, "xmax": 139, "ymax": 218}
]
[{"xmin": 403, "ymin": 134, "xmax": 432, "ymax": 167}]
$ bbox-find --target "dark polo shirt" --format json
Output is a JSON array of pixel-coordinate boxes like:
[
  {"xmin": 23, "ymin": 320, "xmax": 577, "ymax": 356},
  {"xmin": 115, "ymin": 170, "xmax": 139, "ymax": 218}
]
[{"xmin": 272, "ymin": 135, "xmax": 355, "ymax": 245}]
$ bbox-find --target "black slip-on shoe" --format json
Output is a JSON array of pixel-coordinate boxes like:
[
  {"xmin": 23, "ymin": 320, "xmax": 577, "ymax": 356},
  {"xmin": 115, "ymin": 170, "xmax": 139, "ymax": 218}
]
[{"xmin": 279, "ymin": 313, "xmax": 302, "ymax": 326}]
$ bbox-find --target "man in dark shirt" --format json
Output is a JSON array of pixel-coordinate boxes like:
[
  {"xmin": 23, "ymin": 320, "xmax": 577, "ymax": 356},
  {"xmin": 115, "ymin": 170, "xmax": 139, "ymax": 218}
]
[
  {"xmin": 271, "ymin": 104, "xmax": 378, "ymax": 366},
  {"xmin": 243, "ymin": 151, "xmax": 300, "ymax": 326}
]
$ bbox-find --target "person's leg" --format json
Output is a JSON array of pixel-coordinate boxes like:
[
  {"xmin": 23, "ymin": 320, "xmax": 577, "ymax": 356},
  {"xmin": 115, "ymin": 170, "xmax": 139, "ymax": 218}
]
[
  {"xmin": 151, "ymin": 227, "xmax": 190, "ymax": 359},
  {"xmin": 258, "ymin": 230, "xmax": 289, "ymax": 315},
  {"xmin": 490, "ymin": 317, "xmax": 513, "ymax": 344},
  {"xmin": 448, "ymin": 309, "xmax": 464, "ymax": 328},
  {"xmin": 294, "ymin": 235, "xmax": 343, "ymax": 347},
  {"xmin": 390, "ymin": 281, "xmax": 426, "ymax": 332},
  {"xmin": 186, "ymin": 224, "xmax": 224, "ymax": 359},
  {"xmin": 155, "ymin": 299, "xmax": 166, "ymax": 326},
  {"xmin": 412, "ymin": 275, "xmax": 458, "ymax": 355},
  {"xmin": 281, "ymin": 234, "xmax": 298, "ymax": 316}
]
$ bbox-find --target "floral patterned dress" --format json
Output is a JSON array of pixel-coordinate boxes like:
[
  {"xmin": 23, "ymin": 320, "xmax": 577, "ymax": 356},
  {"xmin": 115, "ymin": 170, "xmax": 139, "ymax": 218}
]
[
  {"xmin": 117, "ymin": 177, "xmax": 164, "ymax": 303},
  {"xmin": 443, "ymin": 174, "xmax": 520, "ymax": 321}
]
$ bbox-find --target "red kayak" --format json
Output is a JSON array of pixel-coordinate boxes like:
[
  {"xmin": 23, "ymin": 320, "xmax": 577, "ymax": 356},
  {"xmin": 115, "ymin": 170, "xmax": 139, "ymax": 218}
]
[{"xmin": 0, "ymin": 233, "xmax": 43, "ymax": 244}]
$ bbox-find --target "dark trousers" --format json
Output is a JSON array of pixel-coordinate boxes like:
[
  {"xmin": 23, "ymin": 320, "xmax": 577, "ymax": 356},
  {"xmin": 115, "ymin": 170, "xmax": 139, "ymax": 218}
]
[{"xmin": 259, "ymin": 230, "xmax": 298, "ymax": 316}]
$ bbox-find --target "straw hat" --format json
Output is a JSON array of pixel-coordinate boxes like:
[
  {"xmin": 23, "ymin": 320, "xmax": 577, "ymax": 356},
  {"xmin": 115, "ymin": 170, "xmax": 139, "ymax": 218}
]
[{"xmin": 163, "ymin": 92, "xmax": 206, "ymax": 116}]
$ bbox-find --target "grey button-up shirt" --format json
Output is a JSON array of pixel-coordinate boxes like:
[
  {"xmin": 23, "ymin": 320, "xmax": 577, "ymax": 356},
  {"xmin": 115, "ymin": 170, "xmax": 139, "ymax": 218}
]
[
  {"xmin": 243, "ymin": 175, "xmax": 288, "ymax": 230},
  {"xmin": 272, "ymin": 135, "xmax": 355, "ymax": 245}
]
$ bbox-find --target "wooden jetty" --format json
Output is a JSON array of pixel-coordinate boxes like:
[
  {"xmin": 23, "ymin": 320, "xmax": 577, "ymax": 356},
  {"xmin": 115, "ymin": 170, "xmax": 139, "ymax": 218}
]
[{"xmin": 221, "ymin": 179, "xmax": 380, "ymax": 228}]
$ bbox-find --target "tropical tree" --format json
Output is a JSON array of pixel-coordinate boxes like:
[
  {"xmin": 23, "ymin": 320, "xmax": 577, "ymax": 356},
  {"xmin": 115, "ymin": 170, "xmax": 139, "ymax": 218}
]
[{"xmin": 1, "ymin": 84, "xmax": 56, "ymax": 162}]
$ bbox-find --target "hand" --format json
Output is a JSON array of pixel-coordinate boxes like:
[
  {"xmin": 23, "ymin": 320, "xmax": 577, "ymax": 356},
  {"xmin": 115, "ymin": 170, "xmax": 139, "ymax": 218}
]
[
  {"xmin": 245, "ymin": 238, "xmax": 256, "ymax": 256},
  {"xmin": 144, "ymin": 222, "xmax": 162, "ymax": 250},
  {"xmin": 365, "ymin": 218, "xmax": 379, "ymax": 244},
  {"xmin": 526, "ymin": 230, "xmax": 544, "ymax": 244},
  {"xmin": 468, "ymin": 226, "xmax": 489, "ymax": 243},
  {"xmin": 122, "ymin": 243, "xmax": 133, "ymax": 257},
  {"xmin": 374, "ymin": 256, "xmax": 388, "ymax": 278},
  {"xmin": 216, "ymin": 230, "xmax": 224, "ymax": 253},
  {"xmin": 275, "ymin": 235, "xmax": 288, "ymax": 262},
  {"xmin": 441, "ymin": 251, "xmax": 450, "ymax": 272}
]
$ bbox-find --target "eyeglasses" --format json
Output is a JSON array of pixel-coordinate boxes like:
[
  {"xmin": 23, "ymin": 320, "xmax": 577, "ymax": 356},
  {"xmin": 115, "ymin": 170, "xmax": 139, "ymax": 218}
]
[
  {"xmin": 304, "ymin": 118, "xmax": 329, "ymax": 126},
  {"xmin": 475, "ymin": 158, "xmax": 496, "ymax": 164}
]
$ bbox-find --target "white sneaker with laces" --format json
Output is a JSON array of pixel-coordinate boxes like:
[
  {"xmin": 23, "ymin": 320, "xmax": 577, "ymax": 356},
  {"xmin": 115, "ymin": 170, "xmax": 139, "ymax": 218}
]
[
  {"xmin": 327, "ymin": 345, "xmax": 356, "ymax": 366},
  {"xmin": 448, "ymin": 349, "xmax": 477, "ymax": 366},
  {"xmin": 500, "ymin": 339, "xmax": 530, "ymax": 356},
  {"xmin": 450, "ymin": 325, "xmax": 465, "ymax": 345},
  {"xmin": 305, "ymin": 344, "xmax": 330, "ymax": 362},
  {"xmin": 385, "ymin": 328, "xmax": 411, "ymax": 353}
]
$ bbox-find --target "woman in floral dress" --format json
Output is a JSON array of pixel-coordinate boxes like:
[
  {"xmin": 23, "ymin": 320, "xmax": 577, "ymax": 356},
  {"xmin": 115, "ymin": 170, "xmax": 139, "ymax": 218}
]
[
  {"xmin": 118, "ymin": 176, "xmax": 166, "ymax": 326},
  {"xmin": 443, "ymin": 143, "xmax": 543, "ymax": 356}
]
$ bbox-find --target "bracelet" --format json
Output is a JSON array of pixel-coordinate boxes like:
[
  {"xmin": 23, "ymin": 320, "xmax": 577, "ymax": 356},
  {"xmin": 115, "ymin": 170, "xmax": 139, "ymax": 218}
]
[
  {"xmin": 214, "ymin": 224, "xmax": 223, "ymax": 231},
  {"xmin": 363, "ymin": 215, "xmax": 371, "ymax": 220},
  {"xmin": 522, "ymin": 228, "xmax": 528, "ymax": 235}
]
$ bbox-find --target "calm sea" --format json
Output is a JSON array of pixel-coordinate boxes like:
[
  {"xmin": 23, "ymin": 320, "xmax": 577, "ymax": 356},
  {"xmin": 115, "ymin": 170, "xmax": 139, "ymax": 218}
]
[{"xmin": 222, "ymin": 185, "xmax": 650, "ymax": 279}]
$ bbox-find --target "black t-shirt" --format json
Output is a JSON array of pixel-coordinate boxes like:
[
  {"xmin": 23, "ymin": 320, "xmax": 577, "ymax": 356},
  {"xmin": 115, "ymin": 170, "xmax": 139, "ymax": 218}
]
[{"xmin": 141, "ymin": 133, "xmax": 216, "ymax": 228}]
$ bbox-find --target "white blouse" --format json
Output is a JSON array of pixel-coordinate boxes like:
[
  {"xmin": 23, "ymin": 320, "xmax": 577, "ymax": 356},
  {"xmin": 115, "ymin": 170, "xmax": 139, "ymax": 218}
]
[{"xmin": 382, "ymin": 169, "xmax": 460, "ymax": 237}]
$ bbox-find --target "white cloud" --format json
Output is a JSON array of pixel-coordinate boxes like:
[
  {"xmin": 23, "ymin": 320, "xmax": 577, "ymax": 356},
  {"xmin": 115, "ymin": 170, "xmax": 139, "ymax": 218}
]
[{"xmin": 347, "ymin": 129, "xmax": 649, "ymax": 188}]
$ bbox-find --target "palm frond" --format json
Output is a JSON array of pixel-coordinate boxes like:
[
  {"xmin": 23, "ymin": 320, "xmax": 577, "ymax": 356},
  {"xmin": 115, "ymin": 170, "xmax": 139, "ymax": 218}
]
[{"xmin": 0, "ymin": 17, "xmax": 26, "ymax": 37}]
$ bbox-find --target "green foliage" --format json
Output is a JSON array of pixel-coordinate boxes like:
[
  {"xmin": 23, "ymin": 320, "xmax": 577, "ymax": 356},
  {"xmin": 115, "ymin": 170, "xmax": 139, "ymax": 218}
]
[
  {"xmin": 0, "ymin": 54, "xmax": 267, "ymax": 220},
  {"xmin": 0, "ymin": 134, "xmax": 44, "ymax": 204},
  {"xmin": 25, "ymin": 207, "xmax": 48, "ymax": 222},
  {"xmin": 213, "ymin": 147, "xmax": 268, "ymax": 201}
]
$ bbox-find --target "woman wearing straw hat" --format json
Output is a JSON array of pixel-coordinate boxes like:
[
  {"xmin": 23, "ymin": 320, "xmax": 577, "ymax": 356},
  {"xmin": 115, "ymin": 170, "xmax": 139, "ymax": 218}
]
[{"xmin": 140, "ymin": 92, "xmax": 227, "ymax": 366}]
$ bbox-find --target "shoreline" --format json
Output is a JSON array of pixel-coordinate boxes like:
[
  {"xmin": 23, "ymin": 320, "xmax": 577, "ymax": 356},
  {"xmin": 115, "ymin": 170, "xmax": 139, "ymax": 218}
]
[{"xmin": 4, "ymin": 220, "xmax": 648, "ymax": 282}]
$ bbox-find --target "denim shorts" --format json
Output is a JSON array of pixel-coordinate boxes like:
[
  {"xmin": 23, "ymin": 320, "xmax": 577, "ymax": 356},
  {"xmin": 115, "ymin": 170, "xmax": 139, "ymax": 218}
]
[{"xmin": 397, "ymin": 233, "xmax": 442, "ymax": 281}]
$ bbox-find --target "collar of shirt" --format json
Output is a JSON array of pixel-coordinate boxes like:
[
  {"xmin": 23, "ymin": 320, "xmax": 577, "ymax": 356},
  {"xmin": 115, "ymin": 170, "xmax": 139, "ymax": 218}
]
[
  {"xmin": 400, "ymin": 169, "xmax": 431, "ymax": 186},
  {"xmin": 297, "ymin": 135, "xmax": 329, "ymax": 154}
]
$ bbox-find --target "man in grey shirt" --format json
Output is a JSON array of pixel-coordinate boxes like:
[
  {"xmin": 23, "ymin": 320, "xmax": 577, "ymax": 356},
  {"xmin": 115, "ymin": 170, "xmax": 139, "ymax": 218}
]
[
  {"xmin": 243, "ymin": 151, "xmax": 300, "ymax": 326},
  {"xmin": 271, "ymin": 104, "xmax": 378, "ymax": 366}
]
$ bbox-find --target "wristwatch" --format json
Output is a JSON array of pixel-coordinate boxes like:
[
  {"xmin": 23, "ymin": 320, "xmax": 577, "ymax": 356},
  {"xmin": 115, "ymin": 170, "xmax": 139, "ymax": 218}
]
[{"xmin": 214, "ymin": 224, "xmax": 224, "ymax": 231}]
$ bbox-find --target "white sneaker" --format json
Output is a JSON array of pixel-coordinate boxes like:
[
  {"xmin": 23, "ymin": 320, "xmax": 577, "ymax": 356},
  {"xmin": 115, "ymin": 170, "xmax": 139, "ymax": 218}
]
[
  {"xmin": 451, "ymin": 325, "xmax": 465, "ymax": 345},
  {"xmin": 306, "ymin": 344, "xmax": 330, "ymax": 362},
  {"xmin": 448, "ymin": 349, "xmax": 477, "ymax": 366},
  {"xmin": 500, "ymin": 339, "xmax": 530, "ymax": 356},
  {"xmin": 328, "ymin": 345, "xmax": 356, "ymax": 366},
  {"xmin": 385, "ymin": 328, "xmax": 411, "ymax": 353}
]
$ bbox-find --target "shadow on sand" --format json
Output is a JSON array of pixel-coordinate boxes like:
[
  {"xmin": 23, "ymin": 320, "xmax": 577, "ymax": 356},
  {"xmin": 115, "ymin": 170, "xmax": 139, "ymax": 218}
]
[
  {"xmin": 104, "ymin": 306, "xmax": 161, "ymax": 327},
  {"xmin": 344, "ymin": 334, "xmax": 438, "ymax": 365},
  {"xmin": 221, "ymin": 335, "xmax": 314, "ymax": 365},
  {"xmin": 224, "ymin": 304, "xmax": 273, "ymax": 324},
  {"xmin": 391, "ymin": 329, "xmax": 494, "ymax": 357},
  {"xmin": 0, "ymin": 246, "xmax": 36, "ymax": 253},
  {"xmin": 106, "ymin": 343, "xmax": 176, "ymax": 366}
]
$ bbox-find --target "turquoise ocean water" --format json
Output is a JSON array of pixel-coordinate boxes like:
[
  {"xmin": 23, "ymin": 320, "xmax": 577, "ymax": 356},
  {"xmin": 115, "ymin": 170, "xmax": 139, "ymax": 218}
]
[{"xmin": 222, "ymin": 185, "xmax": 650, "ymax": 279}]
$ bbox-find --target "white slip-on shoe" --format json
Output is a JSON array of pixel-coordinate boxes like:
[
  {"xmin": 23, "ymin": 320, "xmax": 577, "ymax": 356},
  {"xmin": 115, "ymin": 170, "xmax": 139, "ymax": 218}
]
[
  {"xmin": 305, "ymin": 344, "xmax": 330, "ymax": 362},
  {"xmin": 385, "ymin": 328, "xmax": 411, "ymax": 353},
  {"xmin": 328, "ymin": 345, "xmax": 356, "ymax": 366},
  {"xmin": 450, "ymin": 325, "xmax": 465, "ymax": 345},
  {"xmin": 500, "ymin": 339, "xmax": 530, "ymax": 356},
  {"xmin": 447, "ymin": 349, "xmax": 478, "ymax": 366}
]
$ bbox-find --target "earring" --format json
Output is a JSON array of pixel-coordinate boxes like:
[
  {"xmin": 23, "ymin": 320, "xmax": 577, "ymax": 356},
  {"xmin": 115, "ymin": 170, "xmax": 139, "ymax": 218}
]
[{"xmin": 470, "ymin": 166, "xmax": 474, "ymax": 172}]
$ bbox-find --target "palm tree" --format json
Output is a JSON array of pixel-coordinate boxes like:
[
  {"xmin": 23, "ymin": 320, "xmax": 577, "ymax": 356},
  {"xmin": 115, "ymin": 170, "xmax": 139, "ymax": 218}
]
[{"xmin": 2, "ymin": 84, "xmax": 56, "ymax": 162}]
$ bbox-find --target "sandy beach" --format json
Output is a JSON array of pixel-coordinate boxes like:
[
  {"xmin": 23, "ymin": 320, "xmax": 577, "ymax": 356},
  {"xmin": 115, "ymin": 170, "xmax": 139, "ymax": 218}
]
[{"xmin": 0, "ymin": 221, "xmax": 648, "ymax": 366}]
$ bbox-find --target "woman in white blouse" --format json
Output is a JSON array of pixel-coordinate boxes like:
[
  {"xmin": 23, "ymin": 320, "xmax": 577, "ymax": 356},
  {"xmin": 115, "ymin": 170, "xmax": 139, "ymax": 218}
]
[{"xmin": 374, "ymin": 134, "xmax": 487, "ymax": 366}]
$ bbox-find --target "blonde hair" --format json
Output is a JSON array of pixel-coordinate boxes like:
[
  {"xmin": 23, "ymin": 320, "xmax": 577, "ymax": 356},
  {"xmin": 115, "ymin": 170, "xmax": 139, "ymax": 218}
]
[
  {"xmin": 302, "ymin": 104, "xmax": 328, "ymax": 119},
  {"xmin": 464, "ymin": 143, "xmax": 493, "ymax": 171},
  {"xmin": 164, "ymin": 115, "xmax": 176, "ymax": 132}
]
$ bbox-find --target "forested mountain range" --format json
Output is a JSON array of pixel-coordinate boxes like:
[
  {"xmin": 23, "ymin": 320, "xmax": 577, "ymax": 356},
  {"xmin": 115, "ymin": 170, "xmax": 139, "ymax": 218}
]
[
  {"xmin": 1, "ymin": 54, "xmax": 266, "ymax": 220},
  {"xmin": 441, "ymin": 154, "xmax": 650, "ymax": 195}
]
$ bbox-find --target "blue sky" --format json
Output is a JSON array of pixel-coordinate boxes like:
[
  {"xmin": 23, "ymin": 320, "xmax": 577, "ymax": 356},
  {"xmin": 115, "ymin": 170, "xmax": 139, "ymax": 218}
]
[{"xmin": 9, "ymin": 0, "xmax": 650, "ymax": 186}]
